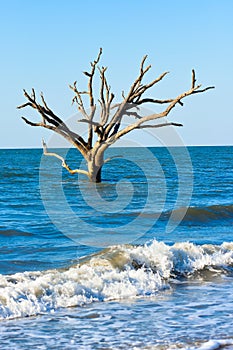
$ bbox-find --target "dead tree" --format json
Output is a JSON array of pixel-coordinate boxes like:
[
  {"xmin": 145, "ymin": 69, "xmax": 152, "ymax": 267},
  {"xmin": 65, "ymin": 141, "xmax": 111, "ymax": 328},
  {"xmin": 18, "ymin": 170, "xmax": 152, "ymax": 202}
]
[{"xmin": 18, "ymin": 49, "xmax": 214, "ymax": 182}]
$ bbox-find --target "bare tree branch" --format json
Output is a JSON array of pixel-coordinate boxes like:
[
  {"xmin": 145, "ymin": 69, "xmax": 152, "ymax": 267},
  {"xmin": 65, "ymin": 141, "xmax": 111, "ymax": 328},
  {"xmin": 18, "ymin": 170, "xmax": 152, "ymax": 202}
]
[
  {"xmin": 69, "ymin": 81, "xmax": 89, "ymax": 120},
  {"xmin": 105, "ymin": 70, "xmax": 214, "ymax": 144},
  {"xmin": 97, "ymin": 65, "xmax": 115, "ymax": 128},
  {"xmin": 69, "ymin": 49, "xmax": 103, "ymax": 150},
  {"xmin": 86, "ymin": 48, "xmax": 102, "ymax": 148},
  {"xmin": 129, "ymin": 71, "xmax": 169, "ymax": 102},
  {"xmin": 104, "ymin": 155, "xmax": 123, "ymax": 164},
  {"xmin": 79, "ymin": 119, "xmax": 101, "ymax": 127},
  {"xmin": 192, "ymin": 86, "xmax": 215, "ymax": 94},
  {"xmin": 136, "ymin": 122, "xmax": 183, "ymax": 129},
  {"xmin": 18, "ymin": 89, "xmax": 88, "ymax": 157},
  {"xmin": 191, "ymin": 69, "xmax": 196, "ymax": 89},
  {"xmin": 42, "ymin": 139, "xmax": 89, "ymax": 177},
  {"xmin": 104, "ymin": 56, "xmax": 170, "ymax": 138}
]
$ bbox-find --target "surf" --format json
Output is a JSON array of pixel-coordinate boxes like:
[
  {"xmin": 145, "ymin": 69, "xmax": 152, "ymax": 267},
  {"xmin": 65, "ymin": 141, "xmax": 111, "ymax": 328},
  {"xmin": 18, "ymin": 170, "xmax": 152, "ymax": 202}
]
[{"xmin": 0, "ymin": 240, "xmax": 232, "ymax": 320}]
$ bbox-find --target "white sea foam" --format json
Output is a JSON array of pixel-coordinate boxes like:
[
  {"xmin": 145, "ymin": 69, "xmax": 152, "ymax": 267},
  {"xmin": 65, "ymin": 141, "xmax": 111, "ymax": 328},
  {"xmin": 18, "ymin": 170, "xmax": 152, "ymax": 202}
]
[
  {"xmin": 0, "ymin": 240, "xmax": 232, "ymax": 320},
  {"xmin": 179, "ymin": 338, "xmax": 233, "ymax": 350},
  {"xmin": 197, "ymin": 338, "xmax": 233, "ymax": 350}
]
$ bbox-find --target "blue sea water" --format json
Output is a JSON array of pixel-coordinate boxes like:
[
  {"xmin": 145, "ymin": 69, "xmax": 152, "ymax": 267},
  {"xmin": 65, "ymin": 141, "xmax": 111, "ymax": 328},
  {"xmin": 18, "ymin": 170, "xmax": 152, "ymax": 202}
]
[{"xmin": 0, "ymin": 146, "xmax": 233, "ymax": 349}]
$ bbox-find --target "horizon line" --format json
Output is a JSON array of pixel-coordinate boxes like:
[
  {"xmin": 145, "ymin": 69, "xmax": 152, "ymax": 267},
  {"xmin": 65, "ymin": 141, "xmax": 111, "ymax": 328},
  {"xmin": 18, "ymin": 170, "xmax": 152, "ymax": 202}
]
[{"xmin": 1, "ymin": 144, "xmax": 233, "ymax": 150}]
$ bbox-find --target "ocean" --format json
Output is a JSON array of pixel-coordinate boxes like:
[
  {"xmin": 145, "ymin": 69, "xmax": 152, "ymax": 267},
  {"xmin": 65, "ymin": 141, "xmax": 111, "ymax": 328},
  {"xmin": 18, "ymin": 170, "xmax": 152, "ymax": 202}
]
[{"xmin": 0, "ymin": 146, "xmax": 233, "ymax": 349}]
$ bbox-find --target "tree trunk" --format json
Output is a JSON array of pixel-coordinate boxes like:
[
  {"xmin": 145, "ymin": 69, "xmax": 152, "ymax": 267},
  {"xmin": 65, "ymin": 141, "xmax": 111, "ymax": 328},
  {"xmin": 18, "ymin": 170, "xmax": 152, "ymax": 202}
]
[
  {"xmin": 87, "ymin": 147, "xmax": 105, "ymax": 183},
  {"xmin": 88, "ymin": 162, "xmax": 102, "ymax": 183}
]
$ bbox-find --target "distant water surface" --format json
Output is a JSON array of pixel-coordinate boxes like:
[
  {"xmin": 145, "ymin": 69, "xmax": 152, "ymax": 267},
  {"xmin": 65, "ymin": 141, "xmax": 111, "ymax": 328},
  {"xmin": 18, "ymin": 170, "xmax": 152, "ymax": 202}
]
[{"xmin": 0, "ymin": 146, "xmax": 233, "ymax": 349}]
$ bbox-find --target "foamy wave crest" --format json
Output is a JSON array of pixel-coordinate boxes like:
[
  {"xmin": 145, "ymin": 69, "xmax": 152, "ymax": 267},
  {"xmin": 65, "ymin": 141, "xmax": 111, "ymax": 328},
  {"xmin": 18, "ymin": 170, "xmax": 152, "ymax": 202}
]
[
  {"xmin": 182, "ymin": 338, "xmax": 233, "ymax": 350},
  {"xmin": 0, "ymin": 240, "xmax": 233, "ymax": 320}
]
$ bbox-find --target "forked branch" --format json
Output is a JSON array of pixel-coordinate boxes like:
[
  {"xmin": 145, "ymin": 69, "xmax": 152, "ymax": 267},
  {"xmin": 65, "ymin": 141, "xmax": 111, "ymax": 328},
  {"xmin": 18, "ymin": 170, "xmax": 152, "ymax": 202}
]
[
  {"xmin": 105, "ymin": 69, "xmax": 214, "ymax": 143},
  {"xmin": 18, "ymin": 90, "xmax": 88, "ymax": 157}
]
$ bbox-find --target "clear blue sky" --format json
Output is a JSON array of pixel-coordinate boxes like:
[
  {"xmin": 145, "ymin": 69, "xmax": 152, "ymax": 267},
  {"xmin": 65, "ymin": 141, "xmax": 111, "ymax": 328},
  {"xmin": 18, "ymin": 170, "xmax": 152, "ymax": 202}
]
[{"xmin": 1, "ymin": 0, "xmax": 232, "ymax": 148}]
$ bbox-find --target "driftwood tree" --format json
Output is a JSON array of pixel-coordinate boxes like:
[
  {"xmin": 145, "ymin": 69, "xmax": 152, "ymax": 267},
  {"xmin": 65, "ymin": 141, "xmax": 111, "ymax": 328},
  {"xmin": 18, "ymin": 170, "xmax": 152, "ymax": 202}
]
[{"xmin": 18, "ymin": 49, "xmax": 214, "ymax": 182}]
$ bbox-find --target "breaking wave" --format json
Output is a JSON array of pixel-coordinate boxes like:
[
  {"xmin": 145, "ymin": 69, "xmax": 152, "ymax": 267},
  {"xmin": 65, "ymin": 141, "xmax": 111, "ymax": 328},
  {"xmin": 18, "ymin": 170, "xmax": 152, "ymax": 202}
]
[
  {"xmin": 0, "ymin": 240, "xmax": 233, "ymax": 320},
  {"xmin": 165, "ymin": 204, "xmax": 233, "ymax": 224}
]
